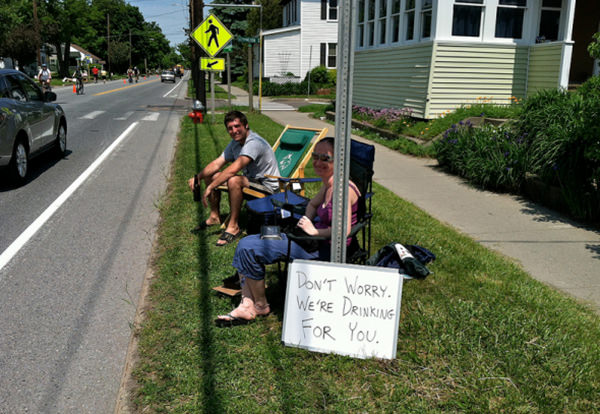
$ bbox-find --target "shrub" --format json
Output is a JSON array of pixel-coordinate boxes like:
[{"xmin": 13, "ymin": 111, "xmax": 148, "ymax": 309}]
[
  {"xmin": 517, "ymin": 82, "xmax": 600, "ymax": 220},
  {"xmin": 434, "ymin": 123, "xmax": 530, "ymax": 192}
]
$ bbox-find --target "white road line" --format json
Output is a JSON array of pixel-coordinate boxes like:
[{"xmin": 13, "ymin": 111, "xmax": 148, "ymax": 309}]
[
  {"xmin": 141, "ymin": 112, "xmax": 160, "ymax": 121},
  {"xmin": 0, "ymin": 122, "xmax": 139, "ymax": 273},
  {"xmin": 114, "ymin": 111, "xmax": 134, "ymax": 120},
  {"xmin": 80, "ymin": 110, "xmax": 106, "ymax": 119},
  {"xmin": 162, "ymin": 81, "xmax": 183, "ymax": 98}
]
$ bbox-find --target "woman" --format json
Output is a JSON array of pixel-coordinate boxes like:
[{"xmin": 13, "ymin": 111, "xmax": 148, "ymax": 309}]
[{"xmin": 216, "ymin": 137, "xmax": 361, "ymax": 326}]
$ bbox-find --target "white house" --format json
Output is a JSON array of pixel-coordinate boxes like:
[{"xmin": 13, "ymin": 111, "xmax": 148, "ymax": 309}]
[
  {"xmin": 352, "ymin": 0, "xmax": 598, "ymax": 119},
  {"xmin": 262, "ymin": 0, "xmax": 339, "ymax": 80}
]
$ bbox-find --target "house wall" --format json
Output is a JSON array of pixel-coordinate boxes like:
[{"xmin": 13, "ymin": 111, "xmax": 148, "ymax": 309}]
[
  {"xmin": 427, "ymin": 42, "xmax": 528, "ymax": 118},
  {"xmin": 263, "ymin": 29, "xmax": 301, "ymax": 77},
  {"xmin": 299, "ymin": 0, "xmax": 338, "ymax": 77},
  {"xmin": 527, "ymin": 42, "xmax": 563, "ymax": 95},
  {"xmin": 353, "ymin": 43, "xmax": 433, "ymax": 119}
]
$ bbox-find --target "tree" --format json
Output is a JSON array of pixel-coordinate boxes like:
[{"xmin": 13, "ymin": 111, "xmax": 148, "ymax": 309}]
[
  {"xmin": 588, "ymin": 32, "xmax": 600, "ymax": 63},
  {"xmin": 248, "ymin": 0, "xmax": 283, "ymax": 35},
  {"xmin": 213, "ymin": 0, "xmax": 253, "ymax": 81},
  {"xmin": 40, "ymin": 0, "xmax": 89, "ymax": 77},
  {"xmin": 0, "ymin": 0, "xmax": 39, "ymax": 68}
]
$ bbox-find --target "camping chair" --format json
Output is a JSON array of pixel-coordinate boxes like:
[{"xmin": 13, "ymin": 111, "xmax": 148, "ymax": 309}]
[
  {"xmin": 216, "ymin": 125, "xmax": 328, "ymax": 199},
  {"xmin": 284, "ymin": 139, "xmax": 375, "ymax": 267},
  {"xmin": 212, "ymin": 125, "xmax": 328, "ymax": 232},
  {"xmin": 213, "ymin": 139, "xmax": 375, "ymax": 297}
]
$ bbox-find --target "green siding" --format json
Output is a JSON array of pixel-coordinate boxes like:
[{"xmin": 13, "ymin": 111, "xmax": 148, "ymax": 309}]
[
  {"xmin": 527, "ymin": 43, "xmax": 562, "ymax": 95},
  {"xmin": 427, "ymin": 43, "xmax": 528, "ymax": 118},
  {"xmin": 353, "ymin": 44, "xmax": 433, "ymax": 119}
]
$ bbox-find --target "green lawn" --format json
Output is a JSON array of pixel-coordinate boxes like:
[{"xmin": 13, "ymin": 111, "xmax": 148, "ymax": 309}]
[{"xmin": 132, "ymin": 113, "xmax": 600, "ymax": 413}]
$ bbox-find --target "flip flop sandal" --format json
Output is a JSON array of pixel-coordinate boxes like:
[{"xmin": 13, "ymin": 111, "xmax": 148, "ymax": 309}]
[
  {"xmin": 215, "ymin": 313, "xmax": 254, "ymax": 327},
  {"xmin": 216, "ymin": 230, "xmax": 242, "ymax": 246}
]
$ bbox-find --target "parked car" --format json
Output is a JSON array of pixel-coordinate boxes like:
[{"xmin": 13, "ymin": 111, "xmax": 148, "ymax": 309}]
[
  {"xmin": 0, "ymin": 69, "xmax": 67, "ymax": 184},
  {"xmin": 161, "ymin": 70, "xmax": 176, "ymax": 83}
]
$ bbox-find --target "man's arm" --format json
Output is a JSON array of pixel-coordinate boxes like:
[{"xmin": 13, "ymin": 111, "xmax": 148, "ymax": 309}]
[
  {"xmin": 204, "ymin": 155, "xmax": 252, "ymax": 194},
  {"xmin": 187, "ymin": 155, "xmax": 227, "ymax": 190}
]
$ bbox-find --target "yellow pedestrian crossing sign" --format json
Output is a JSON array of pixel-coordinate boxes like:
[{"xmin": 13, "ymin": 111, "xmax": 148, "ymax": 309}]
[
  {"xmin": 201, "ymin": 57, "xmax": 225, "ymax": 72},
  {"xmin": 191, "ymin": 14, "xmax": 233, "ymax": 57}
]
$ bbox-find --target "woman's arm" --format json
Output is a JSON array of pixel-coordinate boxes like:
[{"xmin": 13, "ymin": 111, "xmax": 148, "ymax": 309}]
[{"xmin": 304, "ymin": 185, "xmax": 326, "ymax": 220}]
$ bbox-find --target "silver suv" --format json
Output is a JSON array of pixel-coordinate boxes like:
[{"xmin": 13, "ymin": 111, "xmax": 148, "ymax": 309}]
[{"xmin": 0, "ymin": 69, "xmax": 67, "ymax": 184}]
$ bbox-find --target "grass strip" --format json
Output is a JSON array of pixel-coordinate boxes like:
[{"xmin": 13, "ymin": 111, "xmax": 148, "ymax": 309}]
[{"xmin": 133, "ymin": 113, "xmax": 600, "ymax": 413}]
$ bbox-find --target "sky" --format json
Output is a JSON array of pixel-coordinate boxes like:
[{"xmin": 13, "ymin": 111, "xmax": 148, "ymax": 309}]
[{"xmin": 126, "ymin": 0, "xmax": 191, "ymax": 48}]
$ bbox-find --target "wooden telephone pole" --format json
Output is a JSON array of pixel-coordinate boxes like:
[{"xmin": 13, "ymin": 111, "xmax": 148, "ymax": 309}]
[{"xmin": 190, "ymin": 0, "xmax": 206, "ymax": 106}]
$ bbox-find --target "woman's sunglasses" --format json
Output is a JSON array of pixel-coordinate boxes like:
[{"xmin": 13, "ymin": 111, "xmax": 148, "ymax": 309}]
[{"xmin": 311, "ymin": 152, "xmax": 333, "ymax": 162}]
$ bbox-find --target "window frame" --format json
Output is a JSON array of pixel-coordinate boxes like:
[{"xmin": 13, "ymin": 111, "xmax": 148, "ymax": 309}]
[
  {"xmin": 421, "ymin": 0, "xmax": 433, "ymax": 39},
  {"xmin": 390, "ymin": 0, "xmax": 401, "ymax": 44},
  {"xmin": 357, "ymin": 0, "xmax": 366, "ymax": 48},
  {"xmin": 495, "ymin": 0, "xmax": 527, "ymax": 39},
  {"xmin": 451, "ymin": 0, "xmax": 485, "ymax": 39},
  {"xmin": 378, "ymin": 0, "xmax": 388, "ymax": 45},
  {"xmin": 537, "ymin": 0, "xmax": 562, "ymax": 43},
  {"xmin": 404, "ymin": 0, "xmax": 416, "ymax": 41}
]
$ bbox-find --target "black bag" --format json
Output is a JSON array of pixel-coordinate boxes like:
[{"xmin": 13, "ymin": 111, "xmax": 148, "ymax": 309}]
[{"xmin": 366, "ymin": 243, "xmax": 435, "ymax": 279}]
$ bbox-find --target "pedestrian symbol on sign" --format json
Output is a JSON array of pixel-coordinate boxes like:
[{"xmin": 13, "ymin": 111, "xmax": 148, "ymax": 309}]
[{"xmin": 205, "ymin": 19, "xmax": 220, "ymax": 48}]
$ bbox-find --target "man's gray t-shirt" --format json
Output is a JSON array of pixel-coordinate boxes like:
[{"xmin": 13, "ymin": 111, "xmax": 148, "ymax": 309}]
[{"xmin": 222, "ymin": 130, "xmax": 280, "ymax": 192}]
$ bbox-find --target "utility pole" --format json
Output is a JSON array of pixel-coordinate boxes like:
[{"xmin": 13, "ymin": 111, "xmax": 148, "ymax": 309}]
[
  {"xmin": 190, "ymin": 0, "xmax": 206, "ymax": 106},
  {"xmin": 33, "ymin": 0, "xmax": 41, "ymax": 67},
  {"xmin": 129, "ymin": 29, "xmax": 132, "ymax": 68},
  {"xmin": 107, "ymin": 13, "xmax": 111, "ymax": 78}
]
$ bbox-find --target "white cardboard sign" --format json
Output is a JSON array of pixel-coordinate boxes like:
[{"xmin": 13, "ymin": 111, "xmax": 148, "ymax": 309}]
[{"xmin": 281, "ymin": 260, "xmax": 403, "ymax": 360}]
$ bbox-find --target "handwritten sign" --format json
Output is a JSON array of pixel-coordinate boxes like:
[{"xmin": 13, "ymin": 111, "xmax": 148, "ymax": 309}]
[{"xmin": 281, "ymin": 260, "xmax": 403, "ymax": 360}]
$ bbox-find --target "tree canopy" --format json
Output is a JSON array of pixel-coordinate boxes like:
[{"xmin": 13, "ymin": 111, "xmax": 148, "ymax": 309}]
[{"xmin": 0, "ymin": 0, "xmax": 179, "ymax": 76}]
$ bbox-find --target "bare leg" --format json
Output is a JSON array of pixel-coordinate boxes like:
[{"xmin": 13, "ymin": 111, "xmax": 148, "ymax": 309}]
[
  {"xmin": 223, "ymin": 175, "xmax": 248, "ymax": 236},
  {"xmin": 216, "ymin": 275, "xmax": 269, "ymax": 322},
  {"xmin": 245, "ymin": 277, "xmax": 270, "ymax": 315},
  {"xmin": 203, "ymin": 173, "xmax": 223, "ymax": 225}
]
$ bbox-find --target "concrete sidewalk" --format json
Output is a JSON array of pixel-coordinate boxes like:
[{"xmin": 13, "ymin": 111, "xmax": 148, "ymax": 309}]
[{"xmin": 229, "ymin": 85, "xmax": 600, "ymax": 313}]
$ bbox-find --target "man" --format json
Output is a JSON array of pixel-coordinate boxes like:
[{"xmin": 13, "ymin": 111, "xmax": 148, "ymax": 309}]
[
  {"xmin": 73, "ymin": 66, "xmax": 83, "ymax": 94},
  {"xmin": 37, "ymin": 64, "xmax": 51, "ymax": 89},
  {"xmin": 92, "ymin": 66, "xmax": 99, "ymax": 83},
  {"xmin": 188, "ymin": 111, "xmax": 280, "ymax": 246}
]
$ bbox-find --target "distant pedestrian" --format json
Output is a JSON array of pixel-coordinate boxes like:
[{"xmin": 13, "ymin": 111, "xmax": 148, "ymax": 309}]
[{"xmin": 92, "ymin": 66, "xmax": 99, "ymax": 83}]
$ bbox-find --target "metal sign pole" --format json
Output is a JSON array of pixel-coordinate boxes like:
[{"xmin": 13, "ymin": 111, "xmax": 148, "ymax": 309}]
[
  {"xmin": 330, "ymin": 0, "xmax": 357, "ymax": 263},
  {"xmin": 210, "ymin": 71, "xmax": 215, "ymax": 124}
]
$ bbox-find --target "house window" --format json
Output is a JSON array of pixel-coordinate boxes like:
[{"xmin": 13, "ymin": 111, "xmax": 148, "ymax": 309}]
[
  {"xmin": 538, "ymin": 0, "xmax": 561, "ymax": 42},
  {"xmin": 405, "ymin": 0, "xmax": 416, "ymax": 40},
  {"xmin": 391, "ymin": 0, "xmax": 401, "ymax": 43},
  {"xmin": 378, "ymin": 0, "xmax": 388, "ymax": 44},
  {"xmin": 367, "ymin": 0, "xmax": 376, "ymax": 46},
  {"xmin": 320, "ymin": 43, "xmax": 337, "ymax": 68},
  {"xmin": 452, "ymin": 0, "xmax": 484, "ymax": 37},
  {"xmin": 328, "ymin": 43, "xmax": 337, "ymax": 67},
  {"xmin": 321, "ymin": 0, "xmax": 338, "ymax": 21},
  {"xmin": 357, "ymin": 0, "xmax": 365, "ymax": 47},
  {"xmin": 293, "ymin": 0, "xmax": 298, "ymax": 23},
  {"xmin": 495, "ymin": 0, "xmax": 526, "ymax": 38},
  {"xmin": 421, "ymin": 0, "xmax": 433, "ymax": 38}
]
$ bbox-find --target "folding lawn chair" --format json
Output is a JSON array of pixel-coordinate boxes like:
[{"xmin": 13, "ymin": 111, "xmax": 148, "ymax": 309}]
[{"xmin": 212, "ymin": 125, "xmax": 327, "ymax": 231}]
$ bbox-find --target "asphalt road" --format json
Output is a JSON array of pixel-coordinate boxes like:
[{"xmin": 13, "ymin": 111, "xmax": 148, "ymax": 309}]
[{"xmin": 0, "ymin": 74, "xmax": 187, "ymax": 413}]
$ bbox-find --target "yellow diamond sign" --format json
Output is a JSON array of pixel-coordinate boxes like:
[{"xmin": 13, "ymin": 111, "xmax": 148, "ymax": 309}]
[
  {"xmin": 201, "ymin": 57, "xmax": 225, "ymax": 72},
  {"xmin": 191, "ymin": 14, "xmax": 233, "ymax": 57}
]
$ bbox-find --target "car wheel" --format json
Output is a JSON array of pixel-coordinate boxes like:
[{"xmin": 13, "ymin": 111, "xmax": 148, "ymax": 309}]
[
  {"xmin": 161, "ymin": 79, "xmax": 164, "ymax": 82},
  {"xmin": 10, "ymin": 139, "xmax": 28, "ymax": 184},
  {"xmin": 54, "ymin": 122, "xmax": 67, "ymax": 157}
]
